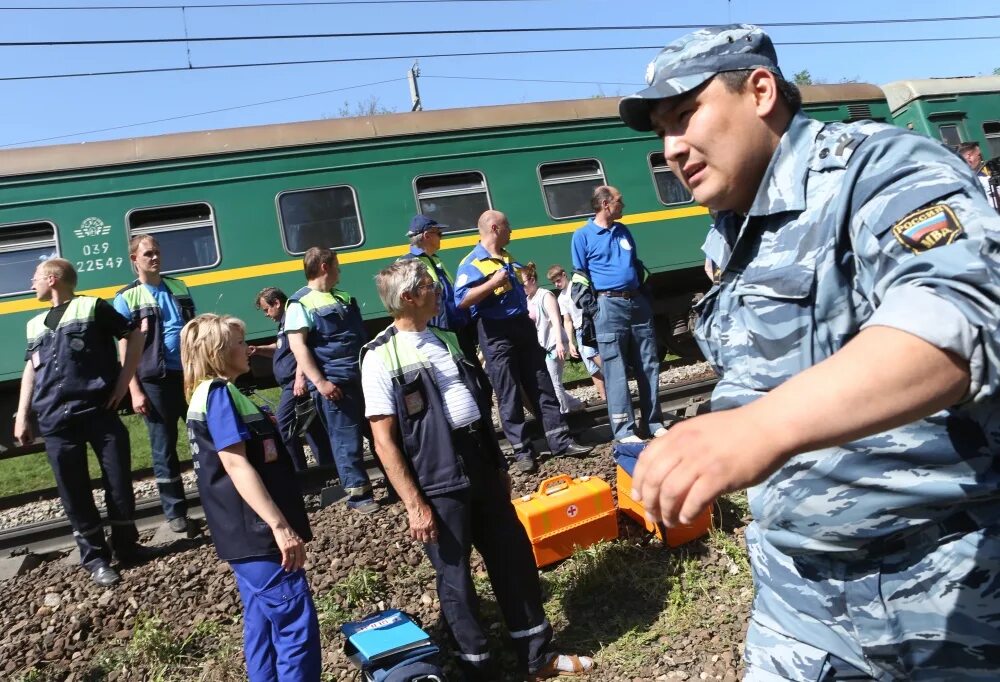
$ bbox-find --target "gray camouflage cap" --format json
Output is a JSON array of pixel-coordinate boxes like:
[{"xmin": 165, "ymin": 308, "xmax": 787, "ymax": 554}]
[{"xmin": 619, "ymin": 24, "xmax": 782, "ymax": 132}]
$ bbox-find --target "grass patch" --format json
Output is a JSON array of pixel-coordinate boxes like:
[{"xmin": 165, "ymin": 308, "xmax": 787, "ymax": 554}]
[
  {"xmin": 537, "ymin": 530, "xmax": 752, "ymax": 675},
  {"xmin": 315, "ymin": 567, "xmax": 389, "ymax": 637},
  {"xmin": 84, "ymin": 612, "xmax": 242, "ymax": 681},
  {"xmin": 0, "ymin": 387, "xmax": 283, "ymax": 498}
]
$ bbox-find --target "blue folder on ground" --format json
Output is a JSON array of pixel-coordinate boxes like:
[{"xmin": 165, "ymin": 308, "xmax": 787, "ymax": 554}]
[{"xmin": 342, "ymin": 609, "xmax": 441, "ymax": 677}]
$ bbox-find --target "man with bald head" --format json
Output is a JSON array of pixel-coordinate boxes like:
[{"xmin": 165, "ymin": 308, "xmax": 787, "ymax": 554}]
[{"xmin": 455, "ymin": 211, "xmax": 591, "ymax": 472}]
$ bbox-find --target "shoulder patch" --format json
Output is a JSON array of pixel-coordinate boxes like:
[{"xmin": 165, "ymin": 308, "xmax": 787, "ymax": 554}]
[{"xmin": 891, "ymin": 204, "xmax": 964, "ymax": 253}]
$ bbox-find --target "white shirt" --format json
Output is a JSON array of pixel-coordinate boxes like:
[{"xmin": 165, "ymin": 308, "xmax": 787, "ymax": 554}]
[
  {"xmin": 361, "ymin": 329, "xmax": 480, "ymax": 429},
  {"xmin": 557, "ymin": 287, "xmax": 584, "ymax": 330},
  {"xmin": 527, "ymin": 288, "xmax": 568, "ymax": 352}
]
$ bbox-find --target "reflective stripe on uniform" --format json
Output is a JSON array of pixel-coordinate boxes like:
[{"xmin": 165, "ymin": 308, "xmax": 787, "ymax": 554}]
[
  {"xmin": 457, "ymin": 651, "xmax": 491, "ymax": 662},
  {"xmin": 509, "ymin": 620, "xmax": 550, "ymax": 639}
]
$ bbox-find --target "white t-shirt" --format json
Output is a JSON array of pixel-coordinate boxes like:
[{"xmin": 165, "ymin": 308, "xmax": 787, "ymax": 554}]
[
  {"xmin": 528, "ymin": 288, "xmax": 568, "ymax": 352},
  {"xmin": 557, "ymin": 287, "xmax": 584, "ymax": 330},
  {"xmin": 361, "ymin": 329, "xmax": 480, "ymax": 430}
]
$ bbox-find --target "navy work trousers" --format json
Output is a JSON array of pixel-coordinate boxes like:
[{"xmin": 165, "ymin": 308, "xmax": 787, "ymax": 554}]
[
  {"xmin": 424, "ymin": 428, "xmax": 552, "ymax": 679},
  {"xmin": 275, "ymin": 384, "xmax": 334, "ymax": 471},
  {"xmin": 43, "ymin": 410, "xmax": 139, "ymax": 569},
  {"xmin": 139, "ymin": 370, "xmax": 189, "ymax": 521},
  {"xmin": 230, "ymin": 556, "xmax": 321, "ymax": 682},
  {"xmin": 477, "ymin": 314, "xmax": 571, "ymax": 460}
]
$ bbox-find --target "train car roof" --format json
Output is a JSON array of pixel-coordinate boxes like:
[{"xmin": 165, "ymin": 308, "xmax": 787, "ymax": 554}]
[
  {"xmin": 882, "ymin": 76, "xmax": 1000, "ymax": 113},
  {"xmin": 1, "ymin": 83, "xmax": 885, "ymax": 179}
]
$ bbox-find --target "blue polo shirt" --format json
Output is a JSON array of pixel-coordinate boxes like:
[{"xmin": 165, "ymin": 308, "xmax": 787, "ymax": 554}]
[
  {"xmin": 570, "ymin": 218, "xmax": 640, "ymax": 291},
  {"xmin": 454, "ymin": 243, "xmax": 527, "ymax": 320}
]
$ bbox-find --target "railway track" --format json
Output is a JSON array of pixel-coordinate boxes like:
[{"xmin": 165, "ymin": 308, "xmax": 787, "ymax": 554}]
[{"xmin": 0, "ymin": 376, "xmax": 716, "ymax": 558}]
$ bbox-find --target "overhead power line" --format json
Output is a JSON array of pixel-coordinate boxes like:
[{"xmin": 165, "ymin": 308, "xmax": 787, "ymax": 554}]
[
  {"xmin": 1, "ymin": 72, "xmax": 646, "ymax": 147},
  {"xmin": 0, "ymin": 0, "xmax": 553, "ymax": 8},
  {"xmin": 3, "ymin": 15, "xmax": 1000, "ymax": 46},
  {"xmin": 3, "ymin": 35, "xmax": 1000, "ymax": 82},
  {"xmin": 0, "ymin": 76, "xmax": 406, "ymax": 148}
]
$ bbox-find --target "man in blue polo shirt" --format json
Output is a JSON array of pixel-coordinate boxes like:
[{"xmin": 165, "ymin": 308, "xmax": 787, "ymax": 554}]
[
  {"xmin": 455, "ymin": 210, "xmax": 591, "ymax": 472},
  {"xmin": 571, "ymin": 186, "xmax": 666, "ymax": 443}
]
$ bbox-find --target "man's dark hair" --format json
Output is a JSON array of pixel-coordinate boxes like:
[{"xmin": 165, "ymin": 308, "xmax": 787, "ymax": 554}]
[
  {"xmin": 957, "ymin": 141, "xmax": 982, "ymax": 155},
  {"xmin": 590, "ymin": 185, "xmax": 616, "ymax": 213},
  {"xmin": 716, "ymin": 69, "xmax": 802, "ymax": 112},
  {"xmin": 303, "ymin": 246, "xmax": 336, "ymax": 280},
  {"xmin": 255, "ymin": 286, "xmax": 287, "ymax": 309}
]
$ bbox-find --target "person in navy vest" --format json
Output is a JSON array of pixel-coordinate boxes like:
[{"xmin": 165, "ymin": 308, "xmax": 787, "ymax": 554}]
[
  {"xmin": 285, "ymin": 247, "xmax": 377, "ymax": 514},
  {"xmin": 398, "ymin": 214, "xmax": 480, "ymax": 366},
  {"xmin": 113, "ymin": 235, "xmax": 195, "ymax": 534},
  {"xmin": 454, "ymin": 210, "xmax": 593, "ymax": 473},
  {"xmin": 15, "ymin": 258, "xmax": 150, "ymax": 586},
  {"xmin": 182, "ymin": 313, "xmax": 320, "ymax": 682},
  {"xmin": 361, "ymin": 259, "xmax": 594, "ymax": 681},
  {"xmin": 249, "ymin": 287, "xmax": 335, "ymax": 471}
]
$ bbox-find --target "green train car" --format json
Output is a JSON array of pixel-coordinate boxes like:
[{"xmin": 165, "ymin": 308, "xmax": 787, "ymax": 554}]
[
  {"xmin": 884, "ymin": 76, "xmax": 1000, "ymax": 157},
  {"xmin": 0, "ymin": 83, "xmax": 888, "ymax": 453}
]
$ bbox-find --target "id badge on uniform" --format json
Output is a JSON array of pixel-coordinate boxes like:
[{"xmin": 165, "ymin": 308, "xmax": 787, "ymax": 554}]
[
  {"xmin": 402, "ymin": 383, "xmax": 425, "ymax": 417},
  {"xmin": 263, "ymin": 438, "xmax": 278, "ymax": 463},
  {"xmin": 30, "ymin": 350, "xmax": 41, "ymax": 370}
]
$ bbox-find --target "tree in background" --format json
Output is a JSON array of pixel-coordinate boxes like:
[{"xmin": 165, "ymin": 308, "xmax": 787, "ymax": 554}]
[
  {"xmin": 794, "ymin": 70, "xmax": 814, "ymax": 86},
  {"xmin": 324, "ymin": 96, "xmax": 396, "ymax": 119}
]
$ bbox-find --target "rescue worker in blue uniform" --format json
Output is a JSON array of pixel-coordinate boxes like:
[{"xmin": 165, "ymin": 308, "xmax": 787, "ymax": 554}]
[
  {"xmin": 361, "ymin": 259, "xmax": 594, "ymax": 681},
  {"xmin": 454, "ymin": 210, "xmax": 592, "ymax": 472},
  {"xmin": 250, "ymin": 287, "xmax": 335, "ymax": 471},
  {"xmin": 285, "ymin": 247, "xmax": 377, "ymax": 514},
  {"xmin": 398, "ymin": 214, "xmax": 481, "ymax": 366},
  {"xmin": 113, "ymin": 235, "xmax": 195, "ymax": 534},
  {"xmin": 182, "ymin": 313, "xmax": 320, "ymax": 682},
  {"xmin": 621, "ymin": 25, "xmax": 1000, "ymax": 680},
  {"xmin": 14, "ymin": 259, "xmax": 148, "ymax": 586}
]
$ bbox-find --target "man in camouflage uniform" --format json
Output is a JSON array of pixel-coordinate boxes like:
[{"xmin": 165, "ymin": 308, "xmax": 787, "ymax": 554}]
[{"xmin": 621, "ymin": 25, "xmax": 1000, "ymax": 680}]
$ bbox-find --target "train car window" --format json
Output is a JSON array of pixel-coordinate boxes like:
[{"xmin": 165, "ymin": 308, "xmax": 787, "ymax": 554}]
[
  {"xmin": 648, "ymin": 153, "xmax": 693, "ymax": 206},
  {"xmin": 537, "ymin": 159, "xmax": 606, "ymax": 219},
  {"xmin": 277, "ymin": 185, "xmax": 364, "ymax": 254},
  {"xmin": 983, "ymin": 122, "xmax": 1000, "ymax": 159},
  {"xmin": 938, "ymin": 125, "xmax": 962, "ymax": 148},
  {"xmin": 413, "ymin": 171, "xmax": 491, "ymax": 233},
  {"xmin": 0, "ymin": 221, "xmax": 59, "ymax": 297},
  {"xmin": 127, "ymin": 203, "xmax": 220, "ymax": 273}
]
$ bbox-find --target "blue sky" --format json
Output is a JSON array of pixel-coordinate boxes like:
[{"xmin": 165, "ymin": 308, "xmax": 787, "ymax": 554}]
[{"xmin": 1, "ymin": 0, "xmax": 997, "ymax": 148}]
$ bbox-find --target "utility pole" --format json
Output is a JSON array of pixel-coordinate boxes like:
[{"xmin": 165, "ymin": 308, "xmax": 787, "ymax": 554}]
[{"xmin": 408, "ymin": 61, "xmax": 423, "ymax": 112}]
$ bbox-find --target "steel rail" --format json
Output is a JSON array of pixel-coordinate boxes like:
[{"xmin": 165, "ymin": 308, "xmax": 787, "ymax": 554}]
[{"xmin": 0, "ymin": 376, "xmax": 716, "ymax": 555}]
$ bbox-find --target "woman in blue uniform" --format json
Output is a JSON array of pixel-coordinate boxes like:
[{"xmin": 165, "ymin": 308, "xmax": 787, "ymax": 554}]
[{"xmin": 181, "ymin": 313, "xmax": 320, "ymax": 682}]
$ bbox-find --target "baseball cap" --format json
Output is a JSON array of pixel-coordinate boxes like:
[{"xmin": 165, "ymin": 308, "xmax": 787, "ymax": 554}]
[
  {"xmin": 407, "ymin": 215, "xmax": 446, "ymax": 237},
  {"xmin": 619, "ymin": 24, "xmax": 782, "ymax": 132}
]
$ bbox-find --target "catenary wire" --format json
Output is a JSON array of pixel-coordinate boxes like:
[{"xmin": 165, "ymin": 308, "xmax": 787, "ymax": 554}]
[
  {"xmin": 3, "ymin": 15, "xmax": 1000, "ymax": 45},
  {"xmin": 0, "ymin": 77, "xmax": 406, "ymax": 148},
  {"xmin": 0, "ymin": 0, "xmax": 557, "ymax": 8},
  {"xmin": 3, "ymin": 36, "xmax": 1000, "ymax": 82}
]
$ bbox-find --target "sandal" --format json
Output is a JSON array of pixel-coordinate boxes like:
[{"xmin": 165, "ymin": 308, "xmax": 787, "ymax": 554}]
[{"xmin": 528, "ymin": 653, "xmax": 595, "ymax": 679}]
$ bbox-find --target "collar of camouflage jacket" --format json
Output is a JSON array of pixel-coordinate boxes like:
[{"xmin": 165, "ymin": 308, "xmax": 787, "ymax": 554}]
[{"xmin": 747, "ymin": 111, "xmax": 823, "ymax": 218}]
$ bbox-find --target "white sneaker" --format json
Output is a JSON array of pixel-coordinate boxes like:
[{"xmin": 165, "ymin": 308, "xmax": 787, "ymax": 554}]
[
  {"xmin": 651, "ymin": 426, "xmax": 670, "ymax": 438},
  {"xmin": 617, "ymin": 435, "xmax": 644, "ymax": 444}
]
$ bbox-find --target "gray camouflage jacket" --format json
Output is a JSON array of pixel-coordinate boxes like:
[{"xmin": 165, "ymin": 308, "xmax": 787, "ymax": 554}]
[{"xmin": 697, "ymin": 112, "xmax": 1000, "ymax": 557}]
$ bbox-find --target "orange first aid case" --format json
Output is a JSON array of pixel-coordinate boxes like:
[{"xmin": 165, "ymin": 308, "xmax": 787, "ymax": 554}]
[
  {"xmin": 616, "ymin": 465, "xmax": 713, "ymax": 546},
  {"xmin": 512, "ymin": 474, "xmax": 618, "ymax": 568}
]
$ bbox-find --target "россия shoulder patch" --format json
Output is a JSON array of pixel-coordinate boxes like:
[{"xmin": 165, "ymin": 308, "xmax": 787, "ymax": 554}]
[{"xmin": 890, "ymin": 204, "xmax": 964, "ymax": 253}]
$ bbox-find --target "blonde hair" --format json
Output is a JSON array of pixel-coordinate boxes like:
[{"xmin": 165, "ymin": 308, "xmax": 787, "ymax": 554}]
[
  {"xmin": 181, "ymin": 314, "xmax": 246, "ymax": 399},
  {"xmin": 37, "ymin": 258, "xmax": 78, "ymax": 287}
]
